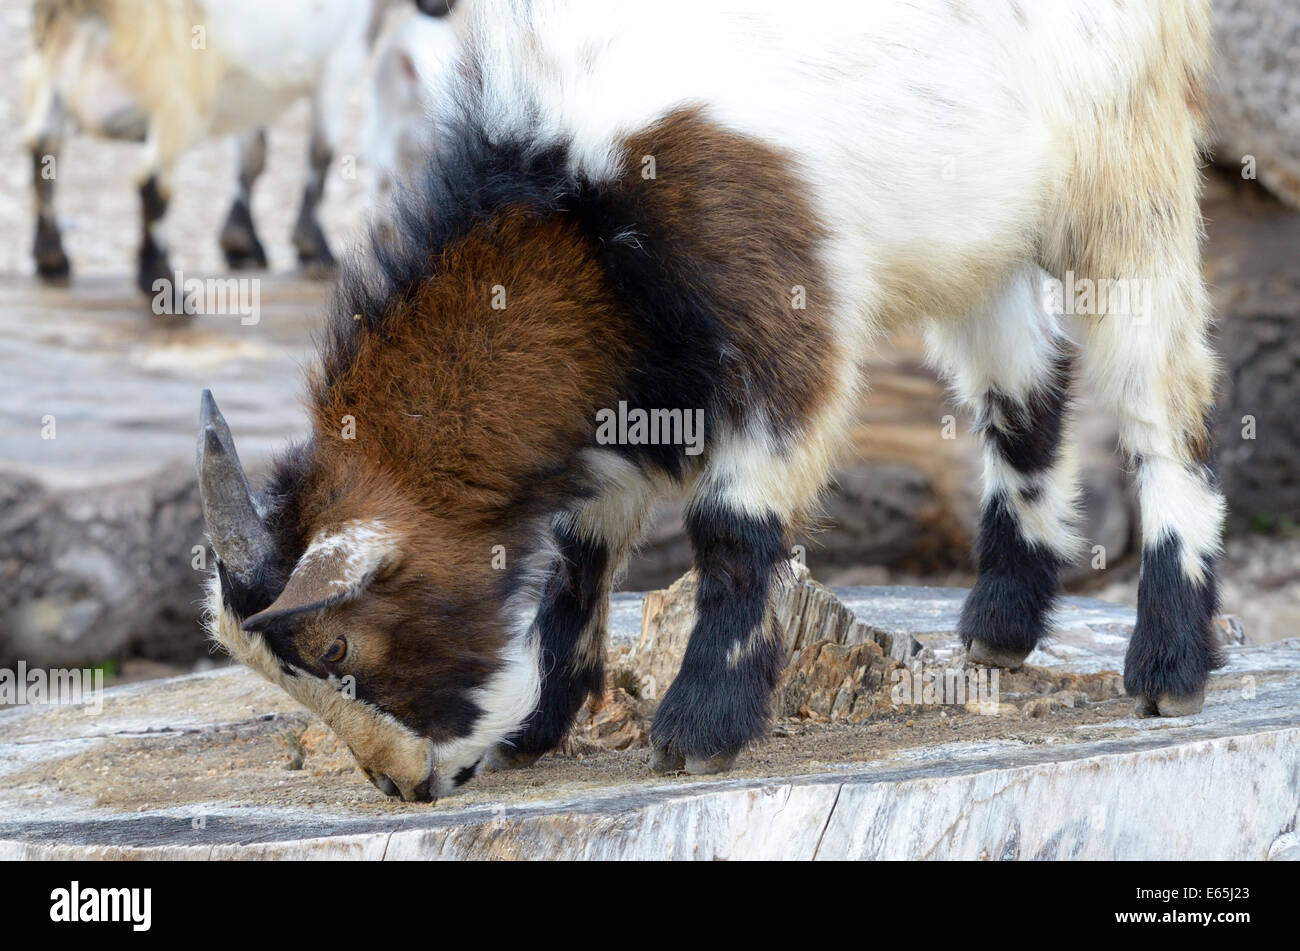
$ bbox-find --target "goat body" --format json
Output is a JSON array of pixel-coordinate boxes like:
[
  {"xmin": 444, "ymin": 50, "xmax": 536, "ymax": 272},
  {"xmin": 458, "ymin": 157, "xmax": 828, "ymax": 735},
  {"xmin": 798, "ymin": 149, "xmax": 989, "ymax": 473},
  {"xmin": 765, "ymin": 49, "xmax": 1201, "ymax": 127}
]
[{"xmin": 200, "ymin": 0, "xmax": 1223, "ymax": 800}]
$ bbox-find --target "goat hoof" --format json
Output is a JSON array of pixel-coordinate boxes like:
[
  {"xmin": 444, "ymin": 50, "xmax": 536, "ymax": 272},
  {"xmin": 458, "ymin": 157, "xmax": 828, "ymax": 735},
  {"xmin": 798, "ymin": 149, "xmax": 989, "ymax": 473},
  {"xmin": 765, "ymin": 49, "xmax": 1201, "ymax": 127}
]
[
  {"xmin": 137, "ymin": 246, "xmax": 175, "ymax": 298},
  {"xmin": 225, "ymin": 249, "xmax": 268, "ymax": 271},
  {"xmin": 966, "ymin": 640, "xmax": 1032, "ymax": 669},
  {"xmin": 294, "ymin": 222, "xmax": 336, "ymax": 278},
  {"xmin": 1134, "ymin": 687, "xmax": 1205, "ymax": 719},
  {"xmin": 650, "ymin": 748, "xmax": 685, "ymax": 774},
  {"xmin": 35, "ymin": 227, "xmax": 70, "ymax": 282},
  {"xmin": 685, "ymin": 752, "xmax": 738, "ymax": 775},
  {"xmin": 487, "ymin": 746, "xmax": 541, "ymax": 770},
  {"xmin": 221, "ymin": 202, "xmax": 268, "ymax": 270},
  {"xmin": 35, "ymin": 250, "xmax": 70, "ymax": 283},
  {"xmin": 222, "ymin": 238, "xmax": 268, "ymax": 271}
]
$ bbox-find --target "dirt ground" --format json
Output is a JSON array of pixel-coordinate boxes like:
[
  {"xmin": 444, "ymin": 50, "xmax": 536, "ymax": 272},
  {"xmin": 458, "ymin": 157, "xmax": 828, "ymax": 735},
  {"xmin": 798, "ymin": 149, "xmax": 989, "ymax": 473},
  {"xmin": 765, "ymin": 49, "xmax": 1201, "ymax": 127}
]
[{"xmin": 7, "ymin": 660, "xmax": 1177, "ymax": 813}]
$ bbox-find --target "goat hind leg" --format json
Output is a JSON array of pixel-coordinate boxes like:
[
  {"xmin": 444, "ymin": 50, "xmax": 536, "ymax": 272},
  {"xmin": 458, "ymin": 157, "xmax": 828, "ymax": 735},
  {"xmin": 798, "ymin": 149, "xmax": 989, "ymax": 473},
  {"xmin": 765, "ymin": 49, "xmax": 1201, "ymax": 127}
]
[
  {"xmin": 1081, "ymin": 287, "xmax": 1224, "ymax": 717},
  {"xmin": 293, "ymin": 91, "xmax": 338, "ymax": 275},
  {"xmin": 220, "ymin": 128, "xmax": 269, "ymax": 270},
  {"xmin": 927, "ymin": 264, "xmax": 1081, "ymax": 670},
  {"xmin": 136, "ymin": 171, "xmax": 176, "ymax": 298}
]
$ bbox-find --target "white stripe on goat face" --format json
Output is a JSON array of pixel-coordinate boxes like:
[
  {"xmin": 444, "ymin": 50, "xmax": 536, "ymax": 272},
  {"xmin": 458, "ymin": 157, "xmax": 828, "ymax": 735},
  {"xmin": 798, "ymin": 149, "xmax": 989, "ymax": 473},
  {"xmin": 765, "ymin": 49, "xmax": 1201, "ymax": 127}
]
[
  {"xmin": 207, "ymin": 579, "xmax": 439, "ymax": 801},
  {"xmin": 205, "ymin": 520, "xmax": 544, "ymax": 800}
]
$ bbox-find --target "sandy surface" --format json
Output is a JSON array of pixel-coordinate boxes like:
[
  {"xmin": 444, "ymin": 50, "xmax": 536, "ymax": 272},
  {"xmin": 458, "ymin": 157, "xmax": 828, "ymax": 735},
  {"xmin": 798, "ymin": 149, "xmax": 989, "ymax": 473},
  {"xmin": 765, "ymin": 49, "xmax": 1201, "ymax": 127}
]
[{"xmin": 3, "ymin": 662, "xmax": 1156, "ymax": 815}]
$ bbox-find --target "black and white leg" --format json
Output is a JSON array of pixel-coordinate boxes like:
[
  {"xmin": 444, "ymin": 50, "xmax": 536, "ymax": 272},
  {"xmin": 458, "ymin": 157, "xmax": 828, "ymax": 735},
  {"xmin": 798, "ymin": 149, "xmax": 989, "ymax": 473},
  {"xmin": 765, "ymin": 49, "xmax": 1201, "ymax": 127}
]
[
  {"xmin": 220, "ymin": 128, "xmax": 269, "ymax": 270},
  {"xmin": 650, "ymin": 498, "xmax": 790, "ymax": 775},
  {"xmin": 1080, "ymin": 275, "xmax": 1225, "ymax": 717},
  {"xmin": 137, "ymin": 169, "xmax": 175, "ymax": 297},
  {"xmin": 292, "ymin": 114, "xmax": 336, "ymax": 274},
  {"xmin": 26, "ymin": 88, "xmax": 69, "ymax": 281},
  {"xmin": 495, "ymin": 455, "xmax": 654, "ymax": 766},
  {"xmin": 927, "ymin": 265, "xmax": 1081, "ymax": 668}
]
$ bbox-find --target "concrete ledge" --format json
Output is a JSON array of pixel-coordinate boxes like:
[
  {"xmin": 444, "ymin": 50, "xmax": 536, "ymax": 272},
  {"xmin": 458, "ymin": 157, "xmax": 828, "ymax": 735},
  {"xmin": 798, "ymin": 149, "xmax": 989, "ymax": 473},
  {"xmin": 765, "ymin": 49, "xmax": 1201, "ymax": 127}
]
[{"xmin": 1, "ymin": 589, "xmax": 1296, "ymax": 860}]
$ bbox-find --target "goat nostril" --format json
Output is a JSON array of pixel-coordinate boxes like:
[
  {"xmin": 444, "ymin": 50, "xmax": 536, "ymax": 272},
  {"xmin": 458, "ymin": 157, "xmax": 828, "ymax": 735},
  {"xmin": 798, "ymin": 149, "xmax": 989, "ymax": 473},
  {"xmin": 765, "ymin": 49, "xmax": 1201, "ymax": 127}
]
[
  {"xmin": 374, "ymin": 773, "xmax": 399, "ymax": 797},
  {"xmin": 411, "ymin": 777, "xmax": 436, "ymax": 803}
]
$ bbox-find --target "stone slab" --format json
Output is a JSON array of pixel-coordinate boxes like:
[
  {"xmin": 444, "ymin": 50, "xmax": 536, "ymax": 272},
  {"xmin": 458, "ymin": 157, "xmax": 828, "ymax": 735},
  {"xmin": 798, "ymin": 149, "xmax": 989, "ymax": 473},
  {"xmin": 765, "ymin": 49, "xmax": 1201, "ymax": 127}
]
[{"xmin": 1, "ymin": 597, "xmax": 1295, "ymax": 860}]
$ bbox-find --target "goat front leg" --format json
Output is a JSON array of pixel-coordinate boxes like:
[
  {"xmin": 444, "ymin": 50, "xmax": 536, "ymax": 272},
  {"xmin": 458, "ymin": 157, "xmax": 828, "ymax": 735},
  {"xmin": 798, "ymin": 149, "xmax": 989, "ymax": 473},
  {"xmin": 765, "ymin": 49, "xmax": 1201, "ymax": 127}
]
[
  {"xmin": 293, "ymin": 49, "xmax": 355, "ymax": 276},
  {"xmin": 137, "ymin": 169, "xmax": 175, "ymax": 298},
  {"xmin": 26, "ymin": 86, "xmax": 69, "ymax": 281},
  {"xmin": 650, "ymin": 502, "xmax": 789, "ymax": 775},
  {"xmin": 292, "ymin": 125, "xmax": 335, "ymax": 275},
  {"xmin": 494, "ymin": 462, "xmax": 652, "ymax": 766}
]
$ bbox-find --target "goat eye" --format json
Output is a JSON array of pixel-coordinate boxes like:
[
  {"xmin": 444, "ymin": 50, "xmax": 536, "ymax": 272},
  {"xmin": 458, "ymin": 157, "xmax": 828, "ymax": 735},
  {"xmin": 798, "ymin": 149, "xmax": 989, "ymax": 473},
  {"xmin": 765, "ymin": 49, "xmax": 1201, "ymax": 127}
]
[{"xmin": 321, "ymin": 637, "xmax": 347, "ymax": 665}]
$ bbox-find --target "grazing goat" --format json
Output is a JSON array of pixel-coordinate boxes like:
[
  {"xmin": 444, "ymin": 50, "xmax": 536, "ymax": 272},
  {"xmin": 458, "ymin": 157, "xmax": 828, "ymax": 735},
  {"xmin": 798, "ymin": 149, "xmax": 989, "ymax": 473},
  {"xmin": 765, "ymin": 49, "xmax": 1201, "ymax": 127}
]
[
  {"xmin": 200, "ymin": 0, "xmax": 1223, "ymax": 802},
  {"xmin": 23, "ymin": 0, "xmax": 385, "ymax": 292}
]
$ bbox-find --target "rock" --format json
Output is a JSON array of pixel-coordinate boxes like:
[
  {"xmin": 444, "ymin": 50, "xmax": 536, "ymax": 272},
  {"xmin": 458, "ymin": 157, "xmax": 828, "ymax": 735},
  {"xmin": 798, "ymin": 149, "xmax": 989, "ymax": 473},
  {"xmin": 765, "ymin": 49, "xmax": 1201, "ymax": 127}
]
[
  {"xmin": 0, "ymin": 469, "xmax": 205, "ymax": 668},
  {"xmin": 779, "ymin": 640, "xmax": 897, "ymax": 722},
  {"xmin": 0, "ymin": 277, "xmax": 318, "ymax": 667},
  {"xmin": 1210, "ymin": 0, "xmax": 1300, "ymax": 209},
  {"xmin": 565, "ymin": 687, "xmax": 649, "ymax": 753},
  {"xmin": 1201, "ymin": 172, "xmax": 1300, "ymax": 534}
]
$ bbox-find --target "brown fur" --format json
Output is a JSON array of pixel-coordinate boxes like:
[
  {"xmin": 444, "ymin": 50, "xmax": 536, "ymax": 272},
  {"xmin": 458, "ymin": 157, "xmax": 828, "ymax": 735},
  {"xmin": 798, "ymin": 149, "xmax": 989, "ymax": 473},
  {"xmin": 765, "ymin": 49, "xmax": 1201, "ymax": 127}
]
[
  {"xmin": 617, "ymin": 107, "xmax": 836, "ymax": 439},
  {"xmin": 308, "ymin": 207, "xmax": 635, "ymax": 523},
  {"xmin": 215, "ymin": 107, "xmax": 842, "ymax": 792}
]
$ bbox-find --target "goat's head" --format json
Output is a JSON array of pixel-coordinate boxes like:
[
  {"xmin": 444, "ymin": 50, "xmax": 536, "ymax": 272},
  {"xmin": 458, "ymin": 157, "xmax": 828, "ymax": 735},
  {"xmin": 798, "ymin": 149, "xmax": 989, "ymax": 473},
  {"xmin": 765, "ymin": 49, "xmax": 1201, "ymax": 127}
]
[{"xmin": 196, "ymin": 391, "xmax": 541, "ymax": 803}]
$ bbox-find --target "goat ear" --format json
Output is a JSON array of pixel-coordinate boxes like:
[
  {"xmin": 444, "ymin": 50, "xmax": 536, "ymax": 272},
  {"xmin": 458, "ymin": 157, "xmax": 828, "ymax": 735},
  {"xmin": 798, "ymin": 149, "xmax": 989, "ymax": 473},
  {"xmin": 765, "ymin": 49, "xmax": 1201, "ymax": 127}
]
[{"xmin": 241, "ymin": 520, "xmax": 398, "ymax": 632}]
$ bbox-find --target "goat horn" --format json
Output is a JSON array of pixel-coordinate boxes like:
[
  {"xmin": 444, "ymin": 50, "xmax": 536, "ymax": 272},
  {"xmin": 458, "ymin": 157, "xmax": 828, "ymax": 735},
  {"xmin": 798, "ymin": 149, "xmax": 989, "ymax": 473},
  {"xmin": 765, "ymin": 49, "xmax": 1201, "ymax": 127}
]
[{"xmin": 196, "ymin": 389, "xmax": 276, "ymax": 584}]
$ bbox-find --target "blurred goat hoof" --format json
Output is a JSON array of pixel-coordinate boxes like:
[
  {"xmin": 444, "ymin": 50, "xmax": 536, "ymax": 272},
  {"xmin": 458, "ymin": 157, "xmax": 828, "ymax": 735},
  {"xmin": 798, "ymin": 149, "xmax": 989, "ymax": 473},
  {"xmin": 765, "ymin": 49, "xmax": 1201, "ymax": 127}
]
[
  {"xmin": 294, "ymin": 222, "xmax": 336, "ymax": 279},
  {"xmin": 966, "ymin": 640, "xmax": 1032, "ymax": 670},
  {"xmin": 34, "ymin": 228, "xmax": 70, "ymax": 283},
  {"xmin": 685, "ymin": 752, "xmax": 739, "ymax": 775},
  {"xmin": 649, "ymin": 748, "xmax": 686, "ymax": 774},
  {"xmin": 1134, "ymin": 687, "xmax": 1205, "ymax": 719}
]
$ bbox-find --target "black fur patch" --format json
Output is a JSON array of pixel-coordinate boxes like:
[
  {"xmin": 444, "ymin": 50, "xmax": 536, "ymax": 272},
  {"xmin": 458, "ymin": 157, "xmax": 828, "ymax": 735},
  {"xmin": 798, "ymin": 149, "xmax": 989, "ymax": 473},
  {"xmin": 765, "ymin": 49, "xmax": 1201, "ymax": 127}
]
[
  {"xmin": 139, "ymin": 175, "xmax": 168, "ymax": 224},
  {"xmin": 650, "ymin": 506, "xmax": 788, "ymax": 759},
  {"xmin": 982, "ymin": 352, "xmax": 1072, "ymax": 474},
  {"xmin": 1125, "ymin": 534, "xmax": 1223, "ymax": 699},
  {"xmin": 452, "ymin": 759, "xmax": 481, "ymax": 788},
  {"xmin": 958, "ymin": 493, "xmax": 1063, "ymax": 655},
  {"xmin": 507, "ymin": 521, "xmax": 609, "ymax": 758}
]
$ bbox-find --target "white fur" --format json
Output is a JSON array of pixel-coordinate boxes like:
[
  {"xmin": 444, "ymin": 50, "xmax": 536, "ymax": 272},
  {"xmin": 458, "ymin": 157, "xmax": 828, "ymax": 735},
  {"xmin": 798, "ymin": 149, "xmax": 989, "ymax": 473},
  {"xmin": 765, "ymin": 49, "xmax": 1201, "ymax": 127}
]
[
  {"xmin": 296, "ymin": 518, "xmax": 398, "ymax": 598},
  {"xmin": 365, "ymin": 8, "xmax": 460, "ymax": 213},
  {"xmin": 927, "ymin": 265, "xmax": 1083, "ymax": 560},
  {"xmin": 437, "ymin": 1, "xmax": 1216, "ymax": 573}
]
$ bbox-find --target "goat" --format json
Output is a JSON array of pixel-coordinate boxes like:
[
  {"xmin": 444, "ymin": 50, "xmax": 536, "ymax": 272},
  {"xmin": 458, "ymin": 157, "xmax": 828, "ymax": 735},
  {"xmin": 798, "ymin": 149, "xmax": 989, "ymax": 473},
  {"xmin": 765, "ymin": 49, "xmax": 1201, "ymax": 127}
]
[
  {"xmin": 22, "ymin": 0, "xmax": 387, "ymax": 293},
  {"xmin": 199, "ymin": 0, "xmax": 1224, "ymax": 802},
  {"xmin": 364, "ymin": 8, "xmax": 459, "ymax": 242}
]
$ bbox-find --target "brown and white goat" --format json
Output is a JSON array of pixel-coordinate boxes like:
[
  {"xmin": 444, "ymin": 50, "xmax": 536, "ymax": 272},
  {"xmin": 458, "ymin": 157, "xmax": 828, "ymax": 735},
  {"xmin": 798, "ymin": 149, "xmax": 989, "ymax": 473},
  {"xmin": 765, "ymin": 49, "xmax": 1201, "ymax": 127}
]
[{"xmin": 200, "ymin": 0, "xmax": 1224, "ymax": 801}]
